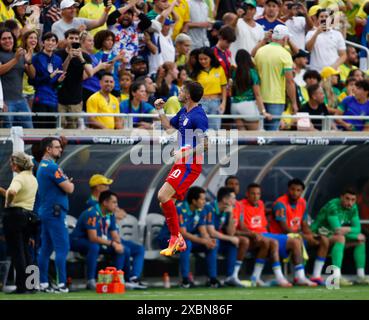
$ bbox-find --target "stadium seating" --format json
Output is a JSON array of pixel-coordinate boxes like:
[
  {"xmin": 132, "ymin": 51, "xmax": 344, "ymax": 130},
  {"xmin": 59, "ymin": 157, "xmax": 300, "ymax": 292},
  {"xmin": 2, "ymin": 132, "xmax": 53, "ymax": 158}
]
[
  {"xmin": 116, "ymin": 214, "xmax": 142, "ymax": 245},
  {"xmin": 144, "ymin": 213, "xmax": 165, "ymax": 260}
]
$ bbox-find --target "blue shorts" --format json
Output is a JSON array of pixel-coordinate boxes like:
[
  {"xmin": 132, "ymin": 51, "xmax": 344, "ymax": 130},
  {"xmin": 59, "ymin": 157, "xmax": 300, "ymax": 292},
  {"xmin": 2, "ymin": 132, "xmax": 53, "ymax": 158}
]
[{"xmin": 262, "ymin": 233, "xmax": 289, "ymax": 259}]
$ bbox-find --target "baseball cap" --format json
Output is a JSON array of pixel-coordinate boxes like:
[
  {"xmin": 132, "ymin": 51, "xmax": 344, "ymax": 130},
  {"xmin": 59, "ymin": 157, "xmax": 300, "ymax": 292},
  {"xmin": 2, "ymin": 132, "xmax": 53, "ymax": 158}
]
[
  {"xmin": 242, "ymin": 0, "xmax": 257, "ymax": 8},
  {"xmin": 265, "ymin": 0, "xmax": 282, "ymax": 5},
  {"xmin": 320, "ymin": 66, "xmax": 340, "ymax": 80},
  {"xmin": 164, "ymin": 18, "xmax": 175, "ymax": 26},
  {"xmin": 272, "ymin": 25, "xmax": 291, "ymax": 40},
  {"xmin": 308, "ymin": 5, "xmax": 322, "ymax": 17},
  {"xmin": 60, "ymin": 0, "xmax": 79, "ymax": 10},
  {"xmin": 130, "ymin": 55, "xmax": 147, "ymax": 65},
  {"xmin": 10, "ymin": 0, "xmax": 28, "ymax": 7},
  {"xmin": 89, "ymin": 174, "xmax": 113, "ymax": 188},
  {"xmin": 292, "ymin": 49, "xmax": 309, "ymax": 60}
]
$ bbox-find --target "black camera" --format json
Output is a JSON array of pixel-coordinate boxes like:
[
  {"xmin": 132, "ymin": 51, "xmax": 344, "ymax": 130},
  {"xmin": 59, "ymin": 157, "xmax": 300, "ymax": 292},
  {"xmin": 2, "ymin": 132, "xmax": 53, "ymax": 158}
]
[{"xmin": 71, "ymin": 42, "xmax": 81, "ymax": 49}]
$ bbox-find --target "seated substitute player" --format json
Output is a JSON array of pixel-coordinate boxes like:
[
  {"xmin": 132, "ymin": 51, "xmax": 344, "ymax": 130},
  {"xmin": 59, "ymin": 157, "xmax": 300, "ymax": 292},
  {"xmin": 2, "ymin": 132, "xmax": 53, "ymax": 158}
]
[
  {"xmin": 236, "ymin": 183, "xmax": 292, "ymax": 287},
  {"xmin": 154, "ymin": 81, "xmax": 208, "ymax": 256},
  {"xmin": 269, "ymin": 178, "xmax": 327, "ymax": 286},
  {"xmin": 311, "ymin": 188, "xmax": 369, "ymax": 286},
  {"xmin": 70, "ymin": 191, "xmax": 125, "ymax": 290},
  {"xmin": 85, "ymin": 174, "xmax": 147, "ymax": 289},
  {"xmin": 157, "ymin": 187, "xmax": 220, "ymax": 288},
  {"xmin": 205, "ymin": 187, "xmax": 249, "ymax": 288}
]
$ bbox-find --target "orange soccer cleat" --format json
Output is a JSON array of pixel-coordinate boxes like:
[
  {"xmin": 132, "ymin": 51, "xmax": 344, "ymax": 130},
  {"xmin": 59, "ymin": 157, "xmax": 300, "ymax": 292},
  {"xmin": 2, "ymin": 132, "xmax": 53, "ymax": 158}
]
[{"xmin": 160, "ymin": 233, "xmax": 187, "ymax": 256}]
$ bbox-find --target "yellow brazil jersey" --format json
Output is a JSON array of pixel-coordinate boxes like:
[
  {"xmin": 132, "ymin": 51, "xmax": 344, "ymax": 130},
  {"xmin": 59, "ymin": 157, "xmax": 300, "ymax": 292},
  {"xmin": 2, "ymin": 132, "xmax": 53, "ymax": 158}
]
[
  {"xmin": 196, "ymin": 66, "xmax": 227, "ymax": 96},
  {"xmin": 87, "ymin": 91, "xmax": 120, "ymax": 129},
  {"xmin": 357, "ymin": 0, "xmax": 369, "ymax": 19},
  {"xmin": 169, "ymin": 0, "xmax": 190, "ymax": 40},
  {"xmin": 120, "ymin": 93, "xmax": 129, "ymax": 102},
  {"xmin": 0, "ymin": 1, "xmax": 14, "ymax": 22},
  {"xmin": 78, "ymin": 2, "xmax": 115, "ymax": 36},
  {"xmin": 254, "ymin": 42, "xmax": 293, "ymax": 104},
  {"xmin": 343, "ymin": 0, "xmax": 365, "ymax": 35},
  {"xmin": 338, "ymin": 64, "xmax": 358, "ymax": 82},
  {"xmin": 164, "ymin": 96, "xmax": 181, "ymax": 114}
]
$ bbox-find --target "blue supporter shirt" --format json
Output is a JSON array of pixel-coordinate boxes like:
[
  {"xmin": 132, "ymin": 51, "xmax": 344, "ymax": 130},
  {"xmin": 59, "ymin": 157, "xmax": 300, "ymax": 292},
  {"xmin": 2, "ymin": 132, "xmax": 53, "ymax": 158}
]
[
  {"xmin": 170, "ymin": 105, "xmax": 208, "ymax": 148},
  {"xmin": 338, "ymin": 96, "xmax": 369, "ymax": 131},
  {"xmin": 36, "ymin": 159, "xmax": 68, "ymax": 216},
  {"xmin": 205, "ymin": 200, "xmax": 229, "ymax": 232},
  {"xmin": 120, "ymin": 100, "xmax": 155, "ymax": 124},
  {"xmin": 31, "ymin": 51, "xmax": 63, "ymax": 109},
  {"xmin": 71, "ymin": 204, "xmax": 118, "ymax": 240},
  {"xmin": 82, "ymin": 54, "xmax": 101, "ymax": 93},
  {"xmin": 256, "ymin": 17, "xmax": 285, "ymax": 31}
]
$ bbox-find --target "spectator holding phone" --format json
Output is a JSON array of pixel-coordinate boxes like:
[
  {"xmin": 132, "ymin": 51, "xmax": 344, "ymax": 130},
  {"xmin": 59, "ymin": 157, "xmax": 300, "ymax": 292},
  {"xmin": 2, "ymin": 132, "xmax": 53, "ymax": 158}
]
[
  {"xmin": 306, "ymin": 8, "xmax": 346, "ymax": 72},
  {"xmin": 56, "ymin": 28, "xmax": 93, "ymax": 129}
]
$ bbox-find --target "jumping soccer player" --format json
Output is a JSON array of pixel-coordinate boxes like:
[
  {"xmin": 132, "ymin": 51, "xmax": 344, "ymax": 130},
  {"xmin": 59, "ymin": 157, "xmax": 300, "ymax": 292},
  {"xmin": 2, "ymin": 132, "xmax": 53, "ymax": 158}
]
[{"xmin": 154, "ymin": 81, "xmax": 208, "ymax": 256}]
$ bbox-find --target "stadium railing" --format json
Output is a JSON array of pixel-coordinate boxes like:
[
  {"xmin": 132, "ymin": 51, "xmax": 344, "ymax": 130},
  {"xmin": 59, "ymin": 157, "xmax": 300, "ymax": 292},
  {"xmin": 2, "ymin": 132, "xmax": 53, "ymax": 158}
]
[{"xmin": 2, "ymin": 112, "xmax": 369, "ymax": 131}]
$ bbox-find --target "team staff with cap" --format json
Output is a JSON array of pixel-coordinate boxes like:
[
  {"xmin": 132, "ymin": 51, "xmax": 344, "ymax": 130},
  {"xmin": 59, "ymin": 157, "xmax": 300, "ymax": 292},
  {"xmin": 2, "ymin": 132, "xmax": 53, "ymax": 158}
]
[
  {"xmin": 0, "ymin": 152, "xmax": 38, "ymax": 294},
  {"xmin": 86, "ymin": 173, "xmax": 113, "ymax": 208},
  {"xmin": 82, "ymin": 174, "xmax": 147, "ymax": 289}
]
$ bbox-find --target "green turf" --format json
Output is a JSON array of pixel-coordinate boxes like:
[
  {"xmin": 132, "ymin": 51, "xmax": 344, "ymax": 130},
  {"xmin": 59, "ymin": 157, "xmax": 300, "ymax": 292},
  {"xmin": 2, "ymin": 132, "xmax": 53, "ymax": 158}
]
[{"xmin": 1, "ymin": 286, "xmax": 369, "ymax": 300}]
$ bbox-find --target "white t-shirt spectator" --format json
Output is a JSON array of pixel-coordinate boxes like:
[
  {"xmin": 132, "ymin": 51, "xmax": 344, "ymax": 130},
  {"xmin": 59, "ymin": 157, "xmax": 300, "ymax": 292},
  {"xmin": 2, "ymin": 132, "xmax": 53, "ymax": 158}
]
[
  {"xmin": 160, "ymin": 33, "xmax": 175, "ymax": 63},
  {"xmin": 148, "ymin": 33, "xmax": 164, "ymax": 76},
  {"xmin": 230, "ymin": 18, "xmax": 264, "ymax": 62},
  {"xmin": 285, "ymin": 16, "xmax": 306, "ymax": 49},
  {"xmin": 52, "ymin": 17, "xmax": 91, "ymax": 40},
  {"xmin": 305, "ymin": 28, "xmax": 346, "ymax": 71},
  {"xmin": 188, "ymin": 0, "xmax": 209, "ymax": 49}
]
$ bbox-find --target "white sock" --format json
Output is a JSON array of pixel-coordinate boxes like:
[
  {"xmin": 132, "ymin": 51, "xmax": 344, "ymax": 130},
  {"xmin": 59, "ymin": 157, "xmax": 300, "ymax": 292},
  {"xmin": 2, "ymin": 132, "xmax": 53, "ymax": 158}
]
[
  {"xmin": 294, "ymin": 264, "xmax": 306, "ymax": 280},
  {"xmin": 58, "ymin": 283, "xmax": 65, "ymax": 288},
  {"xmin": 233, "ymin": 260, "xmax": 242, "ymax": 278},
  {"xmin": 251, "ymin": 259, "xmax": 266, "ymax": 281},
  {"xmin": 335, "ymin": 267, "xmax": 341, "ymax": 278},
  {"xmin": 272, "ymin": 262, "xmax": 285, "ymax": 281},
  {"xmin": 357, "ymin": 268, "xmax": 365, "ymax": 278},
  {"xmin": 312, "ymin": 257, "xmax": 326, "ymax": 278}
]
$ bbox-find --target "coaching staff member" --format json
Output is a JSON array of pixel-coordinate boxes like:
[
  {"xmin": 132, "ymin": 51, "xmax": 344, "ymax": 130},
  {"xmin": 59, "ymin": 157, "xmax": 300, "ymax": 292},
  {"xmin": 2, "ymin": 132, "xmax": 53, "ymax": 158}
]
[
  {"xmin": 0, "ymin": 152, "xmax": 38, "ymax": 294},
  {"xmin": 37, "ymin": 137, "xmax": 74, "ymax": 293}
]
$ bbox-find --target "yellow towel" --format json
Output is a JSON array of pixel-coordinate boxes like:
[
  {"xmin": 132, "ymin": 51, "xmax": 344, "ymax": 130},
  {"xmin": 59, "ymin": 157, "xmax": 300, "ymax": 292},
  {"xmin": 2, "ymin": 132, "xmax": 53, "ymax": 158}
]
[{"xmin": 282, "ymin": 233, "xmax": 309, "ymax": 264}]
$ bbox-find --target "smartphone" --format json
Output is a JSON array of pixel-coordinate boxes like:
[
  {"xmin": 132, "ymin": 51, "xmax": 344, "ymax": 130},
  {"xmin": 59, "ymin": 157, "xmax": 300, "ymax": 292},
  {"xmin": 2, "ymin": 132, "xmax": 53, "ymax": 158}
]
[{"xmin": 71, "ymin": 42, "xmax": 81, "ymax": 49}]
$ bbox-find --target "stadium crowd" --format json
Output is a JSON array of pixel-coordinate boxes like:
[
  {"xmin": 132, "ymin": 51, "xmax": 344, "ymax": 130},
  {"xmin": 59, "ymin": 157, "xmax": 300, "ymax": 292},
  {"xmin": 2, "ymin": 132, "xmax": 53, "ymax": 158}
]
[
  {"xmin": 0, "ymin": 140, "xmax": 369, "ymax": 293},
  {"xmin": 0, "ymin": 0, "xmax": 368, "ymax": 130}
]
